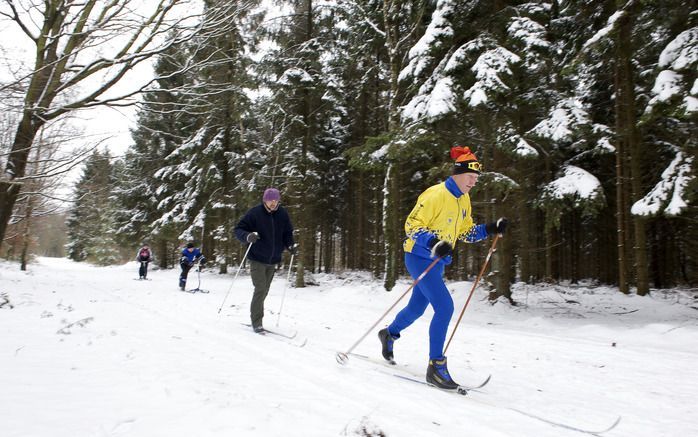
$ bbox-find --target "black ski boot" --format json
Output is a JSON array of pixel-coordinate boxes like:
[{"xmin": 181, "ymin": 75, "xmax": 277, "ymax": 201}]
[
  {"xmin": 378, "ymin": 328, "xmax": 399, "ymax": 363},
  {"xmin": 426, "ymin": 356, "xmax": 459, "ymax": 390}
]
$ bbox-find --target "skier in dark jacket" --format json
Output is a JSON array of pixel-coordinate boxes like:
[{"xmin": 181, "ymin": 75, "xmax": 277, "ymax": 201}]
[
  {"xmin": 136, "ymin": 244, "xmax": 153, "ymax": 279},
  {"xmin": 179, "ymin": 242, "xmax": 205, "ymax": 290},
  {"xmin": 234, "ymin": 187, "xmax": 296, "ymax": 333}
]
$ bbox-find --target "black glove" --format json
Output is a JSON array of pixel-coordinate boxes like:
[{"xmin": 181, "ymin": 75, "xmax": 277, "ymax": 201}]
[
  {"xmin": 180, "ymin": 256, "xmax": 189, "ymax": 264},
  {"xmin": 246, "ymin": 232, "xmax": 259, "ymax": 244},
  {"xmin": 198, "ymin": 256, "xmax": 206, "ymax": 265},
  {"xmin": 429, "ymin": 238, "xmax": 453, "ymax": 258},
  {"xmin": 288, "ymin": 243, "xmax": 299, "ymax": 255},
  {"xmin": 485, "ymin": 217, "xmax": 508, "ymax": 236}
]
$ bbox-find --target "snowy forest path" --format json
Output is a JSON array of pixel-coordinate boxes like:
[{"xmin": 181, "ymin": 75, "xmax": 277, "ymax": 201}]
[
  {"xmin": 3, "ymin": 259, "xmax": 698, "ymax": 436},
  {"xmin": 93, "ymin": 263, "xmax": 613, "ymax": 437},
  {"xmin": 98, "ymin": 269, "xmax": 376, "ymax": 418}
]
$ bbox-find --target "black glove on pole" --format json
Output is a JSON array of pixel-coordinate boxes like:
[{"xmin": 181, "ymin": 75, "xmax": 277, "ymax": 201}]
[
  {"xmin": 429, "ymin": 238, "xmax": 453, "ymax": 259},
  {"xmin": 288, "ymin": 243, "xmax": 299, "ymax": 256},
  {"xmin": 485, "ymin": 217, "xmax": 508, "ymax": 236},
  {"xmin": 246, "ymin": 232, "xmax": 259, "ymax": 243}
]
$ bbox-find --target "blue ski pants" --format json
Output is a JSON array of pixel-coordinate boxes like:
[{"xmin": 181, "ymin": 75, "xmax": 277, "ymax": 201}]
[{"xmin": 388, "ymin": 252, "xmax": 454, "ymax": 360}]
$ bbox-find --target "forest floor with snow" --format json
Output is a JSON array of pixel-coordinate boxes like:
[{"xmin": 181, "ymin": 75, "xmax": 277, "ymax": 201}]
[{"xmin": 1, "ymin": 257, "xmax": 697, "ymax": 437}]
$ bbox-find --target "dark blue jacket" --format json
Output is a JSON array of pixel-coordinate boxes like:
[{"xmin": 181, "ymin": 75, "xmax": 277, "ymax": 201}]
[
  {"xmin": 181, "ymin": 247, "xmax": 203, "ymax": 264},
  {"xmin": 234, "ymin": 204, "xmax": 294, "ymax": 265}
]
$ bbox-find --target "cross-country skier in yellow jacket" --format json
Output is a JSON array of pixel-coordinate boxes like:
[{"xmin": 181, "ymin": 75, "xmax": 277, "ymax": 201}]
[{"xmin": 379, "ymin": 146, "xmax": 508, "ymax": 390}]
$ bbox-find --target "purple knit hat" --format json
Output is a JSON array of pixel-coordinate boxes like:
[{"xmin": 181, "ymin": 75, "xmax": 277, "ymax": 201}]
[{"xmin": 263, "ymin": 188, "xmax": 281, "ymax": 202}]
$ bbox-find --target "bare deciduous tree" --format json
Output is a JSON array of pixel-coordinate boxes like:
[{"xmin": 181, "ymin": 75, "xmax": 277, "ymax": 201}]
[{"xmin": 0, "ymin": 0, "xmax": 246, "ymax": 243}]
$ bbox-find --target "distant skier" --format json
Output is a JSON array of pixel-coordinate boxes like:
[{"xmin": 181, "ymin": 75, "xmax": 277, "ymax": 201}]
[
  {"xmin": 136, "ymin": 244, "xmax": 153, "ymax": 280},
  {"xmin": 234, "ymin": 187, "xmax": 296, "ymax": 333},
  {"xmin": 379, "ymin": 146, "xmax": 507, "ymax": 391},
  {"xmin": 179, "ymin": 242, "xmax": 205, "ymax": 291}
]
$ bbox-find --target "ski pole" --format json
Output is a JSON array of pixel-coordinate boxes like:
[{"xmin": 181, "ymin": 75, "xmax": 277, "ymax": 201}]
[
  {"xmin": 336, "ymin": 256, "xmax": 442, "ymax": 365},
  {"xmin": 217, "ymin": 243, "xmax": 253, "ymax": 314},
  {"xmin": 191, "ymin": 259, "xmax": 203, "ymax": 292},
  {"xmin": 275, "ymin": 252, "xmax": 295, "ymax": 327},
  {"xmin": 443, "ymin": 234, "xmax": 499, "ymax": 354}
]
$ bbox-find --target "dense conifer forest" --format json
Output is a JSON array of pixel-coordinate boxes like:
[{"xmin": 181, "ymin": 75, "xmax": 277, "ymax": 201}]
[{"xmin": 2, "ymin": 1, "xmax": 696, "ymax": 297}]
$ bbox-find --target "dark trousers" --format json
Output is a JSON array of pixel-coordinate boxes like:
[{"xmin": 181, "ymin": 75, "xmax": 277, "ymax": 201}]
[
  {"xmin": 249, "ymin": 260, "xmax": 276, "ymax": 328},
  {"xmin": 180, "ymin": 262, "xmax": 192, "ymax": 287},
  {"xmin": 139, "ymin": 261, "xmax": 149, "ymax": 278}
]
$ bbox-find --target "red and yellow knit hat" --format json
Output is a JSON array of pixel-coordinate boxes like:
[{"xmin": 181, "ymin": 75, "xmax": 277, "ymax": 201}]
[{"xmin": 450, "ymin": 146, "xmax": 482, "ymax": 174}]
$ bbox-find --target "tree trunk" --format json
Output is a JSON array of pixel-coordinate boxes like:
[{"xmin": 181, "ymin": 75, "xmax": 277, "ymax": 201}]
[
  {"xmin": 19, "ymin": 139, "xmax": 46, "ymax": 271},
  {"xmin": 372, "ymin": 176, "xmax": 384, "ymax": 279},
  {"xmin": 382, "ymin": 163, "xmax": 399, "ymax": 290},
  {"xmin": 613, "ymin": 3, "xmax": 639, "ymax": 295},
  {"xmin": 537, "ymin": 149, "xmax": 554, "ymax": 281},
  {"xmin": 380, "ymin": 0, "xmax": 402, "ymax": 291},
  {"xmin": 0, "ymin": 111, "xmax": 44, "ymax": 243},
  {"xmin": 519, "ymin": 190, "xmax": 534, "ymax": 283},
  {"xmin": 356, "ymin": 171, "xmax": 365, "ymax": 269},
  {"xmin": 615, "ymin": 2, "xmax": 649, "ymax": 295},
  {"xmin": 20, "ymin": 198, "xmax": 34, "ymax": 271}
]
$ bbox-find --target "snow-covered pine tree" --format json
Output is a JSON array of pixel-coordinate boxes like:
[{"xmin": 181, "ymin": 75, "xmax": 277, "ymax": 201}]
[
  {"xmin": 113, "ymin": 48, "xmax": 197, "ymax": 268},
  {"xmin": 631, "ymin": 3, "xmax": 697, "ymax": 287},
  {"xmin": 187, "ymin": 0, "xmax": 264, "ymax": 273},
  {"xmin": 256, "ymin": 0, "xmax": 349, "ymax": 285},
  {"xmin": 119, "ymin": 1, "xmax": 262, "ymax": 269},
  {"xmin": 66, "ymin": 151, "xmax": 120, "ymax": 265},
  {"xmin": 572, "ymin": 0, "xmax": 697, "ymax": 291},
  {"xmin": 338, "ymin": 0, "xmax": 392, "ymax": 275},
  {"xmin": 399, "ymin": 0, "xmax": 545, "ymax": 297}
]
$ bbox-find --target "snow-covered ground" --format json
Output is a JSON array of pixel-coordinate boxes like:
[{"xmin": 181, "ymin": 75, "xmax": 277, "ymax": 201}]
[{"xmin": 1, "ymin": 257, "xmax": 696, "ymax": 437}]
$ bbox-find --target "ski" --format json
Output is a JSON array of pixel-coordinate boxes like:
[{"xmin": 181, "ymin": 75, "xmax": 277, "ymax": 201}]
[
  {"xmin": 240, "ymin": 323, "xmax": 306, "ymax": 346},
  {"xmin": 183, "ymin": 288, "xmax": 209, "ymax": 294},
  {"xmin": 391, "ymin": 371, "xmax": 491, "ymax": 394},
  {"xmin": 390, "ymin": 366, "xmax": 619, "ymax": 435},
  {"xmin": 347, "ymin": 352, "xmax": 490, "ymax": 393},
  {"xmin": 341, "ymin": 353, "xmax": 619, "ymax": 433},
  {"xmin": 499, "ymin": 406, "xmax": 621, "ymax": 436},
  {"xmin": 348, "ymin": 352, "xmax": 411, "ymax": 372},
  {"xmin": 260, "ymin": 327, "xmax": 297, "ymax": 339},
  {"xmin": 393, "ymin": 373, "xmax": 470, "ymax": 395}
]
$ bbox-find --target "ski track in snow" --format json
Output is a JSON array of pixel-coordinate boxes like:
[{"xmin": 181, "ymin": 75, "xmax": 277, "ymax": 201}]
[{"xmin": 1, "ymin": 257, "xmax": 696, "ymax": 437}]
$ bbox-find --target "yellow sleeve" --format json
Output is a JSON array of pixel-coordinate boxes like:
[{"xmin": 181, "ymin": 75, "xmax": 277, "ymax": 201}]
[{"xmin": 405, "ymin": 186, "xmax": 440, "ymax": 241}]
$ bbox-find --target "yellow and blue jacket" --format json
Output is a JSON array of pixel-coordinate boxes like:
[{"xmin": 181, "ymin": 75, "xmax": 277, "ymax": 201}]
[{"xmin": 403, "ymin": 177, "xmax": 489, "ymax": 264}]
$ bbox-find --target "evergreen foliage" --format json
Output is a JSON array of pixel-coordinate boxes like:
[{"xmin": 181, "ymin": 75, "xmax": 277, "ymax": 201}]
[
  {"xmin": 73, "ymin": 0, "xmax": 696, "ymax": 292},
  {"xmin": 66, "ymin": 151, "xmax": 120, "ymax": 265}
]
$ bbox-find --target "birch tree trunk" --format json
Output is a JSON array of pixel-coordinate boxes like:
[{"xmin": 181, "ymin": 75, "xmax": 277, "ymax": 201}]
[{"xmin": 381, "ymin": 0, "xmax": 402, "ymax": 291}]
